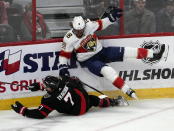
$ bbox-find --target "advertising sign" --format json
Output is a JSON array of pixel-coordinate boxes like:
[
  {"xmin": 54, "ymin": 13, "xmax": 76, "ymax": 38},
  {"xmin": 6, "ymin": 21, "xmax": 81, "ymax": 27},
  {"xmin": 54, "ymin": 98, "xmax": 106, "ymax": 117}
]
[{"xmin": 0, "ymin": 36, "xmax": 173, "ymax": 99}]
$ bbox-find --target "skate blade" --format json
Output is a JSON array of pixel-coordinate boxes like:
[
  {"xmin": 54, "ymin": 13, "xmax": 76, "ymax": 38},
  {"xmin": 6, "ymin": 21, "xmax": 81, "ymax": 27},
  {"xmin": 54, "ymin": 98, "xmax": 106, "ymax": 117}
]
[{"xmin": 131, "ymin": 93, "xmax": 138, "ymax": 100}]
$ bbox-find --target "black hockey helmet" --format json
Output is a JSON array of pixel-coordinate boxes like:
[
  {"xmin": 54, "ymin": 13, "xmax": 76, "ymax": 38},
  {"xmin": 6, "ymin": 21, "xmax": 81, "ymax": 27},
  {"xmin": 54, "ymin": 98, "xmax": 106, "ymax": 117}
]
[{"xmin": 42, "ymin": 75, "xmax": 61, "ymax": 90}]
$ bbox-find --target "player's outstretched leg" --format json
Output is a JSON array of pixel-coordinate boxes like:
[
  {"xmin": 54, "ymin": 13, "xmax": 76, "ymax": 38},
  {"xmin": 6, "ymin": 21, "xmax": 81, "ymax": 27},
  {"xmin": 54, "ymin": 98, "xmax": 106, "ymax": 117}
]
[
  {"xmin": 123, "ymin": 45, "xmax": 165, "ymax": 60},
  {"xmin": 100, "ymin": 66, "xmax": 138, "ymax": 99},
  {"xmin": 124, "ymin": 47, "xmax": 154, "ymax": 59},
  {"xmin": 94, "ymin": 95, "xmax": 129, "ymax": 107}
]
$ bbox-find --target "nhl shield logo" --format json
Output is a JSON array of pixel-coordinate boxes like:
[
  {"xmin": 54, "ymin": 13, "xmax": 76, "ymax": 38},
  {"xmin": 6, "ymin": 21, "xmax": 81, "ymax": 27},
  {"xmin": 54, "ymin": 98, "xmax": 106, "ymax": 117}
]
[{"xmin": 140, "ymin": 41, "xmax": 168, "ymax": 65}]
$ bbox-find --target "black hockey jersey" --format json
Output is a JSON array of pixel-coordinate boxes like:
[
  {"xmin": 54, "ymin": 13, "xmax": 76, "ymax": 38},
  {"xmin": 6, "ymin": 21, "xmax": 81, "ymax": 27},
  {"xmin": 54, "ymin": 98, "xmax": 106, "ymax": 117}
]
[{"xmin": 24, "ymin": 78, "xmax": 90, "ymax": 119}]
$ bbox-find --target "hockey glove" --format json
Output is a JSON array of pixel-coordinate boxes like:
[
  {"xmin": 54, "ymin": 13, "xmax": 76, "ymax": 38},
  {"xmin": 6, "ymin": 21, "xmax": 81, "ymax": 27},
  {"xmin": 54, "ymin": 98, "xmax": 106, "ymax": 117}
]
[
  {"xmin": 101, "ymin": 6, "xmax": 117, "ymax": 18},
  {"xmin": 28, "ymin": 83, "xmax": 40, "ymax": 92},
  {"xmin": 69, "ymin": 76, "xmax": 81, "ymax": 84},
  {"xmin": 11, "ymin": 101, "xmax": 27, "ymax": 116},
  {"xmin": 108, "ymin": 8, "xmax": 123, "ymax": 22},
  {"xmin": 59, "ymin": 64, "xmax": 70, "ymax": 77},
  {"xmin": 67, "ymin": 76, "xmax": 83, "ymax": 89}
]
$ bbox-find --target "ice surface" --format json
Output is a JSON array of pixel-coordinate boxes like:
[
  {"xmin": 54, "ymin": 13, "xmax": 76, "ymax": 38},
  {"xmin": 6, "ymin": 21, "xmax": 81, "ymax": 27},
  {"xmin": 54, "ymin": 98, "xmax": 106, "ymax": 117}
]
[{"xmin": 1, "ymin": 98, "xmax": 174, "ymax": 131}]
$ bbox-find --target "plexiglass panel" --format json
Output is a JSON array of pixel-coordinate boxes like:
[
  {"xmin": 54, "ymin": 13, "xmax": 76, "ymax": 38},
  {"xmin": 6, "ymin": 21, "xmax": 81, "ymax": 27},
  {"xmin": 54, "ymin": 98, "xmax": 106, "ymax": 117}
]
[
  {"xmin": 124, "ymin": 0, "xmax": 174, "ymax": 34},
  {"xmin": 1, "ymin": 0, "xmax": 173, "ymax": 44},
  {"xmin": 36, "ymin": 0, "xmax": 120, "ymax": 38},
  {"xmin": 0, "ymin": 0, "xmax": 32, "ymax": 43}
]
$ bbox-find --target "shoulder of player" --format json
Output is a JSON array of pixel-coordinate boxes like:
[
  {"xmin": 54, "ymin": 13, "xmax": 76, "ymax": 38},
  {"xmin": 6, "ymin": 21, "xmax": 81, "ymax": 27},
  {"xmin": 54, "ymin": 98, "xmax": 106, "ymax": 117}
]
[
  {"xmin": 63, "ymin": 30, "xmax": 78, "ymax": 44},
  {"xmin": 85, "ymin": 18, "xmax": 98, "ymax": 32},
  {"xmin": 85, "ymin": 18, "xmax": 97, "ymax": 26}
]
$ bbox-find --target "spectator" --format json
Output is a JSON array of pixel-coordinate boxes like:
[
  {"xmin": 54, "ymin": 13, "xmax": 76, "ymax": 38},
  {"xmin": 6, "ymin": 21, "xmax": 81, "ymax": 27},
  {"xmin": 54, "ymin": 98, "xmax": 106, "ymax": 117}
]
[
  {"xmin": 124, "ymin": 0, "xmax": 156, "ymax": 34},
  {"xmin": 156, "ymin": 0, "xmax": 174, "ymax": 32},
  {"xmin": 7, "ymin": 1, "xmax": 24, "ymax": 41},
  {"xmin": 21, "ymin": 2, "xmax": 51, "ymax": 40},
  {"xmin": 0, "ymin": 0, "xmax": 18, "ymax": 43},
  {"xmin": 0, "ymin": 24, "xmax": 17, "ymax": 42},
  {"xmin": 0, "ymin": 0, "xmax": 10, "ymax": 24},
  {"xmin": 146, "ymin": 0, "xmax": 165, "ymax": 14},
  {"xmin": 0, "ymin": 0, "xmax": 20, "ymax": 25}
]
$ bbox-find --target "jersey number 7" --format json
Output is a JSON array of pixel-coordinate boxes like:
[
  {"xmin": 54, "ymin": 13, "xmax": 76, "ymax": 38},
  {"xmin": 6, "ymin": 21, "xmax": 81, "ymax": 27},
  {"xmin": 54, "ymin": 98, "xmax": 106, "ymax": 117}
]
[{"xmin": 64, "ymin": 92, "xmax": 75, "ymax": 106}]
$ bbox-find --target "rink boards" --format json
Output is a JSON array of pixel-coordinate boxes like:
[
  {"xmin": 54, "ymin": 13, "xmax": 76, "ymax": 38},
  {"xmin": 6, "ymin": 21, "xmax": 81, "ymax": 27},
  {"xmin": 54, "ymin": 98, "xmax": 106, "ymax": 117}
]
[{"xmin": 0, "ymin": 36, "xmax": 174, "ymax": 110}]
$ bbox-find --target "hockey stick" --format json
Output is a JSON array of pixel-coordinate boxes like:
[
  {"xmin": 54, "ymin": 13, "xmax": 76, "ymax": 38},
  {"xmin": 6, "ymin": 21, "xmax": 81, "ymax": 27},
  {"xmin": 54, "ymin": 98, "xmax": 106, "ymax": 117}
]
[
  {"xmin": 0, "ymin": 80, "xmax": 104, "ymax": 95},
  {"xmin": 80, "ymin": 81, "xmax": 104, "ymax": 95},
  {"xmin": 0, "ymin": 81, "xmax": 30, "ymax": 88}
]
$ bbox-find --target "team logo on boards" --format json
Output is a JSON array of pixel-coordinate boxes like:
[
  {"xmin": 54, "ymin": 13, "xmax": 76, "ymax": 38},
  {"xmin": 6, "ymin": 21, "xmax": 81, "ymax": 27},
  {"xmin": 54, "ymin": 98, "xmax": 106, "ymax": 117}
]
[
  {"xmin": 0, "ymin": 50, "xmax": 22, "ymax": 75},
  {"xmin": 140, "ymin": 40, "xmax": 168, "ymax": 65}
]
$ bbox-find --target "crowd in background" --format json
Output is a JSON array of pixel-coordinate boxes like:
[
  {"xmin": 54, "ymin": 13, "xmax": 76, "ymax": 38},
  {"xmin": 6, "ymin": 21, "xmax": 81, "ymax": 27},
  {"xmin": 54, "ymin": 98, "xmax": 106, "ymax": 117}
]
[
  {"xmin": 124, "ymin": 0, "xmax": 174, "ymax": 34},
  {"xmin": 85, "ymin": 0, "xmax": 174, "ymax": 34},
  {"xmin": 0, "ymin": 0, "xmax": 174, "ymax": 43},
  {"xmin": 0, "ymin": 0, "xmax": 50, "ymax": 43}
]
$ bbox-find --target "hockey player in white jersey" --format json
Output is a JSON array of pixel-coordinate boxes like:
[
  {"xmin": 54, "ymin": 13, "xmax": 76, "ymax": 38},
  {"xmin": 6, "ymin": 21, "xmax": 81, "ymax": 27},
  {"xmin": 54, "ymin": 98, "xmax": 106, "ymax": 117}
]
[{"xmin": 58, "ymin": 8, "xmax": 165, "ymax": 99}]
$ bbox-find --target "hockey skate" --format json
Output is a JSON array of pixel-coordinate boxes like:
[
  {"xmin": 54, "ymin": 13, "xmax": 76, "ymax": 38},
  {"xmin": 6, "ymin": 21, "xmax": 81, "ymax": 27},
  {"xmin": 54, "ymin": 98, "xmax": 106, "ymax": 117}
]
[
  {"xmin": 126, "ymin": 88, "xmax": 138, "ymax": 99},
  {"xmin": 153, "ymin": 44, "xmax": 165, "ymax": 60},
  {"xmin": 110, "ymin": 96, "xmax": 129, "ymax": 106}
]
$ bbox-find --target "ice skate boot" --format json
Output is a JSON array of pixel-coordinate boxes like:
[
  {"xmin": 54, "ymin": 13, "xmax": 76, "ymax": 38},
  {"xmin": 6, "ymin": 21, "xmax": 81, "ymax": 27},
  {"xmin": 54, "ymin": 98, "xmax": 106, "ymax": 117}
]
[
  {"xmin": 121, "ymin": 84, "xmax": 138, "ymax": 99},
  {"xmin": 126, "ymin": 88, "xmax": 138, "ymax": 99},
  {"xmin": 153, "ymin": 44, "xmax": 165, "ymax": 60}
]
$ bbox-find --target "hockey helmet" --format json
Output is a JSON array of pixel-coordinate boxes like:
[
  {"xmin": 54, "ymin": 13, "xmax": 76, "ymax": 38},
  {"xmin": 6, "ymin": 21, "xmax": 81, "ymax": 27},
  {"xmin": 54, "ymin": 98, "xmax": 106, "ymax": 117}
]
[
  {"xmin": 42, "ymin": 76, "xmax": 61, "ymax": 90},
  {"xmin": 72, "ymin": 16, "xmax": 85, "ymax": 30}
]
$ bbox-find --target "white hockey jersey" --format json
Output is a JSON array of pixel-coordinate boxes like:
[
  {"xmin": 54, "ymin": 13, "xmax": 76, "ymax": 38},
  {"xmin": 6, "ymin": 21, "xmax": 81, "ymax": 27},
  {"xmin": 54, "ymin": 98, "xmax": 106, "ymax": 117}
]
[{"xmin": 59, "ymin": 17, "xmax": 113, "ymax": 65}]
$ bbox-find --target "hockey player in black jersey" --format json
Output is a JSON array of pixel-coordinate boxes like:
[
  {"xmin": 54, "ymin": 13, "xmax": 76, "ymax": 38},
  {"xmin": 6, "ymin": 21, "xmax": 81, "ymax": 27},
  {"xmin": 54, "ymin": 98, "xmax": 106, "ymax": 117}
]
[{"xmin": 11, "ymin": 76, "xmax": 128, "ymax": 119}]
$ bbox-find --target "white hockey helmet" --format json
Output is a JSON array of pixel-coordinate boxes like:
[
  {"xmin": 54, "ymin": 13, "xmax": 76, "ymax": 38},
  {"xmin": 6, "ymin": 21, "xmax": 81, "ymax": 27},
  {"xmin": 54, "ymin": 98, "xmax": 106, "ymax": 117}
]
[{"xmin": 72, "ymin": 16, "xmax": 85, "ymax": 30}]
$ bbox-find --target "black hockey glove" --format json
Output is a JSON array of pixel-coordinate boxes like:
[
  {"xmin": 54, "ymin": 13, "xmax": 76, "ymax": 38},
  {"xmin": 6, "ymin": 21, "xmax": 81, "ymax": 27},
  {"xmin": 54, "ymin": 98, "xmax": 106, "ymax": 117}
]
[
  {"xmin": 28, "ymin": 83, "xmax": 40, "ymax": 91},
  {"xmin": 61, "ymin": 76, "xmax": 80, "ymax": 84},
  {"xmin": 107, "ymin": 7, "xmax": 123, "ymax": 22},
  {"xmin": 68, "ymin": 76, "xmax": 83, "ymax": 88},
  {"xmin": 101, "ymin": 6, "xmax": 116, "ymax": 18},
  {"xmin": 59, "ymin": 64, "xmax": 70, "ymax": 77},
  {"xmin": 11, "ymin": 101, "xmax": 27, "ymax": 116},
  {"xmin": 69, "ymin": 76, "xmax": 81, "ymax": 83}
]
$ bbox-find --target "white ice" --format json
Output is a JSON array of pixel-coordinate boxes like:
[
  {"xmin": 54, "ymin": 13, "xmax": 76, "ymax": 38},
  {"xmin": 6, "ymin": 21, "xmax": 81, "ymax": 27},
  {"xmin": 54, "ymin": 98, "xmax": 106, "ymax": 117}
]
[{"xmin": 1, "ymin": 98, "xmax": 174, "ymax": 131}]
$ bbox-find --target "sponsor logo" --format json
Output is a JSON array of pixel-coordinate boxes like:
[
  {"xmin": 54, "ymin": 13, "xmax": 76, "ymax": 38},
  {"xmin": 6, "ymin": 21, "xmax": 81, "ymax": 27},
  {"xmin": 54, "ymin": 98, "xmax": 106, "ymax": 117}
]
[
  {"xmin": 0, "ymin": 50, "xmax": 77, "ymax": 75},
  {"xmin": 119, "ymin": 68, "xmax": 174, "ymax": 81},
  {"xmin": 0, "ymin": 50, "xmax": 22, "ymax": 75},
  {"xmin": 140, "ymin": 40, "xmax": 169, "ymax": 65}
]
